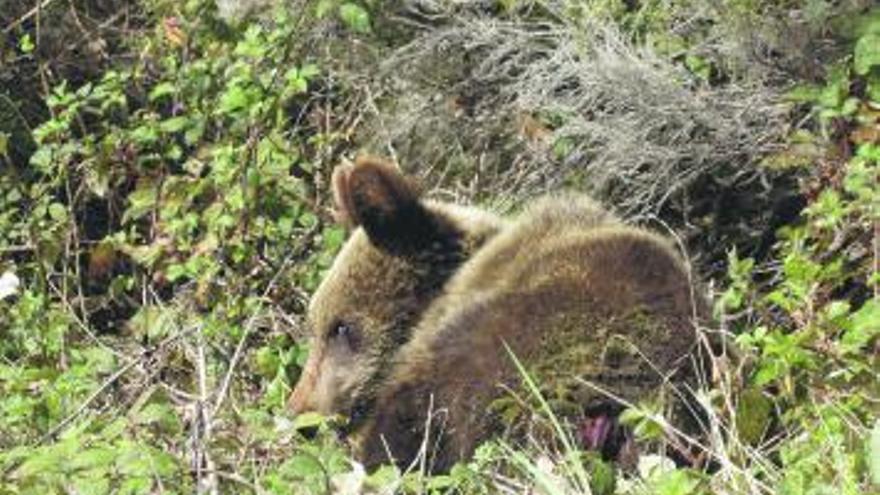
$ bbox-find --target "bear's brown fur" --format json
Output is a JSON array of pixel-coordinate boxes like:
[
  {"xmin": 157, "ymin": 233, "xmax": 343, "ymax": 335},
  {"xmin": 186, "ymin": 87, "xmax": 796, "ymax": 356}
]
[
  {"xmin": 288, "ymin": 157, "xmax": 504, "ymax": 418},
  {"xmin": 289, "ymin": 156, "xmax": 705, "ymax": 472}
]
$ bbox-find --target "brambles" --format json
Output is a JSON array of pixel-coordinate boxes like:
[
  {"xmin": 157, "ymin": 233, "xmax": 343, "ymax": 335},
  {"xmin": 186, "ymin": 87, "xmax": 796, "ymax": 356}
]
[
  {"xmin": 1, "ymin": 1, "xmax": 351, "ymax": 492},
  {"xmin": 0, "ymin": 0, "xmax": 878, "ymax": 493}
]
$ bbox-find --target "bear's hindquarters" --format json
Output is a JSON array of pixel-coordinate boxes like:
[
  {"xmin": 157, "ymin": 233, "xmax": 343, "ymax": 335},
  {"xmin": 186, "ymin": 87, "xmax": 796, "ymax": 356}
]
[{"xmin": 357, "ymin": 227, "xmax": 704, "ymax": 472}]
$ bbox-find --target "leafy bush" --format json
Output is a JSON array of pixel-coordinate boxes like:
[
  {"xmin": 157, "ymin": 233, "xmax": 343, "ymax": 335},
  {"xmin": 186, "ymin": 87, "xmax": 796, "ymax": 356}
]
[
  {"xmin": 1, "ymin": 1, "xmax": 353, "ymax": 492},
  {"xmin": 714, "ymin": 14, "xmax": 880, "ymax": 494},
  {"xmin": 0, "ymin": 1, "xmax": 878, "ymax": 494}
]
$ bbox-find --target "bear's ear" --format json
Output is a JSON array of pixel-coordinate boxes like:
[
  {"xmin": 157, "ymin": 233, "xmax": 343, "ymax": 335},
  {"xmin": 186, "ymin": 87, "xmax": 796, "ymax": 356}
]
[{"xmin": 332, "ymin": 155, "xmax": 454, "ymax": 253}]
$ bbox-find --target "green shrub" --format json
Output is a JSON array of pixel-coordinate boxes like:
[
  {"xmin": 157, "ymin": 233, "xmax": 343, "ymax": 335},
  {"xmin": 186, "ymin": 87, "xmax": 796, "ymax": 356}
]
[
  {"xmin": 717, "ymin": 16, "xmax": 880, "ymax": 493},
  {"xmin": 1, "ymin": 1, "xmax": 878, "ymax": 494},
  {"xmin": 1, "ymin": 1, "xmax": 352, "ymax": 492}
]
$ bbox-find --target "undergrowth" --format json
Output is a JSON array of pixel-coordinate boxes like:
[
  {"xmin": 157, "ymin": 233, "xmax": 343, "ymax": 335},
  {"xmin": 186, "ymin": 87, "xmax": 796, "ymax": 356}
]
[{"xmin": 0, "ymin": 1, "xmax": 878, "ymax": 494}]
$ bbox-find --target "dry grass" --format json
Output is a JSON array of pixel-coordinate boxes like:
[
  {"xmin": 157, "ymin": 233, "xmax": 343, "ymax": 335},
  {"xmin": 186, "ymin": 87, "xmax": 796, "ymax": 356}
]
[{"xmin": 342, "ymin": 7, "xmax": 787, "ymax": 212}]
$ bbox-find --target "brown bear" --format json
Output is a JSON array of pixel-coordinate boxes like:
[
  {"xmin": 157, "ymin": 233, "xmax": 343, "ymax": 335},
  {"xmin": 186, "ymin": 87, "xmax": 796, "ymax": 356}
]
[
  {"xmin": 287, "ymin": 156, "xmax": 505, "ymax": 418},
  {"xmin": 288, "ymin": 155, "xmax": 705, "ymax": 472}
]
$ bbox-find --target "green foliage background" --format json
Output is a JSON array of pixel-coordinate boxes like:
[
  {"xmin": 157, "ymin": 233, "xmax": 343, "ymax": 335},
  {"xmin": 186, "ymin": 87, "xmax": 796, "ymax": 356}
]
[{"xmin": 0, "ymin": 0, "xmax": 878, "ymax": 494}]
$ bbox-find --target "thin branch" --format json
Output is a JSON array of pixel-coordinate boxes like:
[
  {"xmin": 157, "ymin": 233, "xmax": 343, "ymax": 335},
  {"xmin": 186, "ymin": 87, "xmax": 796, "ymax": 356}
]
[
  {"xmin": 195, "ymin": 329, "xmax": 219, "ymax": 495},
  {"xmin": 39, "ymin": 357, "xmax": 139, "ymax": 443},
  {"xmin": 211, "ymin": 225, "xmax": 320, "ymax": 417},
  {"xmin": 2, "ymin": 0, "xmax": 59, "ymax": 34},
  {"xmin": 36, "ymin": 325, "xmax": 195, "ymax": 445},
  {"xmin": 47, "ymin": 280, "xmax": 125, "ymax": 359},
  {"xmin": 212, "ymin": 471, "xmax": 269, "ymax": 495}
]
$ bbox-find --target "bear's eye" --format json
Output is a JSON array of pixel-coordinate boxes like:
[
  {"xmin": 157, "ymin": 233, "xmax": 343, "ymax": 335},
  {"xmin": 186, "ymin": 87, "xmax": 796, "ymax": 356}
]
[{"xmin": 327, "ymin": 321, "xmax": 358, "ymax": 348}]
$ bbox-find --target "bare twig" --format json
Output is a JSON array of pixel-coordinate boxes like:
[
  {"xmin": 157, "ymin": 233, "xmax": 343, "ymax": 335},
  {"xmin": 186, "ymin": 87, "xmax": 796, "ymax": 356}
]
[
  {"xmin": 195, "ymin": 329, "xmax": 219, "ymax": 495},
  {"xmin": 212, "ymin": 470, "xmax": 269, "ymax": 495},
  {"xmin": 2, "ymin": 0, "xmax": 59, "ymax": 34},
  {"xmin": 39, "ymin": 358, "xmax": 139, "ymax": 443},
  {"xmin": 47, "ymin": 280, "xmax": 125, "ymax": 359},
  {"xmin": 211, "ymin": 224, "xmax": 320, "ymax": 417},
  {"xmin": 36, "ymin": 325, "xmax": 196, "ymax": 446}
]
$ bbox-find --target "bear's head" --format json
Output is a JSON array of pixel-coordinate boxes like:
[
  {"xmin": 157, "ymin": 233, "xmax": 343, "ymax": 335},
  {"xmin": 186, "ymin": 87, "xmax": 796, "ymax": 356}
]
[{"xmin": 287, "ymin": 156, "xmax": 502, "ymax": 427}]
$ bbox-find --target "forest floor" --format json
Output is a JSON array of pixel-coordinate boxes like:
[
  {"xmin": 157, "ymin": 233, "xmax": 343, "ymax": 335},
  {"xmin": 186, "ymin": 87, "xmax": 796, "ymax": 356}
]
[{"xmin": 0, "ymin": 1, "xmax": 878, "ymax": 494}]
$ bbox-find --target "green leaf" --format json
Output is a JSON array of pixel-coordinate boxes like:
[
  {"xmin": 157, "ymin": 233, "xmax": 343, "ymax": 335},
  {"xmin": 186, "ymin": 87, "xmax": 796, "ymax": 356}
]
[
  {"xmin": 284, "ymin": 452, "xmax": 324, "ymax": 478},
  {"xmin": 818, "ymin": 65, "xmax": 849, "ymax": 110},
  {"xmin": 298, "ymin": 211, "xmax": 318, "ymax": 228},
  {"xmin": 840, "ymin": 96, "xmax": 860, "ymax": 116},
  {"xmin": 19, "ymin": 34, "xmax": 34, "ymax": 54},
  {"xmin": 426, "ymin": 474, "xmax": 456, "ymax": 490},
  {"xmin": 15, "ymin": 445, "xmax": 66, "ymax": 479},
  {"xmin": 83, "ymin": 346, "xmax": 117, "ymax": 374},
  {"xmin": 338, "ymin": 3, "xmax": 371, "ymax": 33},
  {"xmin": 122, "ymin": 182, "xmax": 158, "ymax": 223},
  {"xmin": 219, "ymin": 85, "xmax": 250, "ymax": 114},
  {"xmin": 47, "ymin": 202, "xmax": 68, "ymax": 222},
  {"xmin": 284, "ymin": 68, "xmax": 309, "ymax": 94},
  {"xmin": 166, "ymin": 263, "xmax": 187, "ymax": 282},
  {"xmin": 322, "ymin": 226, "xmax": 346, "ymax": 251},
  {"xmin": 315, "ymin": 0, "xmax": 336, "ymax": 18},
  {"xmin": 848, "ymin": 7, "xmax": 880, "ymax": 39},
  {"xmin": 235, "ymin": 25, "xmax": 268, "ymax": 58},
  {"xmin": 842, "ymin": 299, "xmax": 880, "ymax": 352},
  {"xmin": 821, "ymin": 300, "xmax": 851, "ymax": 324},
  {"xmin": 868, "ymin": 74, "xmax": 880, "ymax": 103},
  {"xmin": 292, "ymin": 411, "xmax": 328, "ymax": 431},
  {"xmin": 29, "ymin": 147, "xmax": 53, "ymax": 172},
  {"xmin": 127, "ymin": 305, "xmax": 176, "ymax": 339},
  {"xmin": 263, "ymin": 371, "xmax": 290, "ymax": 408},
  {"xmin": 786, "ymin": 85, "xmax": 822, "ymax": 103},
  {"xmin": 364, "ymin": 465, "xmax": 400, "ymax": 490},
  {"xmin": 183, "ymin": 115, "xmax": 205, "ymax": 145},
  {"xmin": 119, "ymin": 476, "xmax": 151, "ymax": 495},
  {"xmin": 148, "ymin": 82, "xmax": 176, "ymax": 102},
  {"xmin": 72, "ymin": 471, "xmax": 111, "ymax": 495},
  {"xmin": 84, "ymin": 162, "xmax": 110, "ymax": 198},
  {"xmin": 754, "ymin": 360, "xmax": 785, "ymax": 387},
  {"xmin": 300, "ymin": 64, "xmax": 320, "ymax": 79},
  {"xmin": 159, "ymin": 116, "xmax": 189, "ymax": 134},
  {"xmin": 131, "ymin": 123, "xmax": 159, "ymax": 145},
  {"xmin": 293, "ymin": 343, "xmax": 310, "ymax": 368},
  {"xmin": 854, "ymin": 33, "xmax": 880, "ymax": 76},
  {"xmin": 684, "ymin": 54, "xmax": 712, "ymax": 81},
  {"xmin": 70, "ymin": 446, "xmax": 117, "ymax": 470},
  {"xmin": 122, "ymin": 243, "xmax": 163, "ymax": 268},
  {"xmin": 652, "ymin": 469, "xmax": 702, "ymax": 495},
  {"xmin": 254, "ymin": 346, "xmax": 281, "ymax": 378},
  {"xmin": 619, "ymin": 405, "xmax": 665, "ymax": 441}
]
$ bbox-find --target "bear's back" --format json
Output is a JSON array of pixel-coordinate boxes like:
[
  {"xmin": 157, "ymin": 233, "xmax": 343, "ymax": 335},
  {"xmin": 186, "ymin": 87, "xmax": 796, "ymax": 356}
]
[{"xmin": 357, "ymin": 195, "xmax": 703, "ymax": 470}]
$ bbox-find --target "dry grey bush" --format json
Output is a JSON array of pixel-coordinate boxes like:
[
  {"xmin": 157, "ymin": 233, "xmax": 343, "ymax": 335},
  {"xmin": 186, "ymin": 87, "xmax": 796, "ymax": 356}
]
[
  {"xmin": 681, "ymin": 0, "xmax": 876, "ymax": 84},
  {"xmin": 364, "ymin": 16, "xmax": 789, "ymax": 216},
  {"xmin": 254, "ymin": 1, "xmax": 830, "ymax": 270},
  {"xmin": 404, "ymin": 19, "xmax": 789, "ymax": 216},
  {"xmin": 215, "ymin": 0, "xmax": 276, "ymax": 22},
  {"xmin": 295, "ymin": 2, "xmax": 818, "ymax": 274}
]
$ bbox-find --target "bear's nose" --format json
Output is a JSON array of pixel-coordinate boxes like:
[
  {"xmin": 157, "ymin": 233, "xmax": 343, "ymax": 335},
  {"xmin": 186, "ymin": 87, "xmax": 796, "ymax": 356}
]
[
  {"xmin": 287, "ymin": 383, "xmax": 311, "ymax": 414},
  {"xmin": 288, "ymin": 353, "xmax": 320, "ymax": 414}
]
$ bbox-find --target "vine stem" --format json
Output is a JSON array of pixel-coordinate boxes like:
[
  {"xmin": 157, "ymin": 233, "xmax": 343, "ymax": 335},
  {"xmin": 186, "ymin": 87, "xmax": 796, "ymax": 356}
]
[
  {"xmin": 2, "ymin": 0, "xmax": 58, "ymax": 34},
  {"xmin": 873, "ymin": 219, "xmax": 878, "ymax": 299}
]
